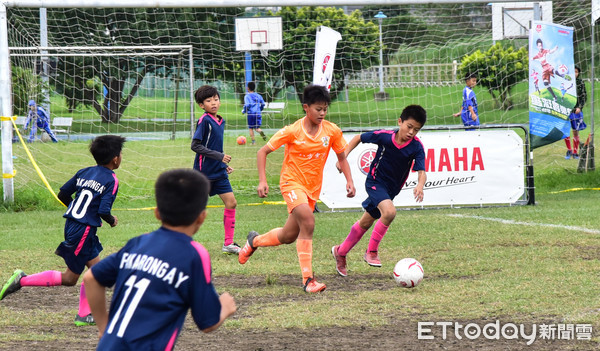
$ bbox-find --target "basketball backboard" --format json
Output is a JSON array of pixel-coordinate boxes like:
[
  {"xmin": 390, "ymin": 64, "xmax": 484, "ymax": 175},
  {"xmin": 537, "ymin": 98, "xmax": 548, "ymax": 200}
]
[
  {"xmin": 235, "ymin": 17, "xmax": 283, "ymax": 53},
  {"xmin": 492, "ymin": 2, "xmax": 553, "ymax": 40}
]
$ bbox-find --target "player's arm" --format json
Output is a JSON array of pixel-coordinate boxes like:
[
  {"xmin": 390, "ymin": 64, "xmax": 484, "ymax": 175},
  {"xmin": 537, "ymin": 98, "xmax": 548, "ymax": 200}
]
[
  {"xmin": 57, "ymin": 190, "xmax": 73, "ymax": 207},
  {"xmin": 191, "ymin": 139, "xmax": 229, "ymax": 163},
  {"xmin": 201, "ymin": 292, "xmax": 237, "ymax": 333},
  {"xmin": 335, "ymin": 151, "xmax": 356, "ymax": 198},
  {"xmin": 82, "ymin": 270, "xmax": 109, "ymax": 339},
  {"xmin": 468, "ymin": 106, "xmax": 477, "ymax": 121},
  {"xmin": 413, "ymin": 170, "xmax": 426, "ymax": 203},
  {"xmin": 256, "ymin": 145, "xmax": 274, "ymax": 198},
  {"xmin": 336, "ymin": 134, "xmax": 361, "ymax": 173},
  {"xmin": 453, "ymin": 107, "xmax": 463, "ymax": 117}
]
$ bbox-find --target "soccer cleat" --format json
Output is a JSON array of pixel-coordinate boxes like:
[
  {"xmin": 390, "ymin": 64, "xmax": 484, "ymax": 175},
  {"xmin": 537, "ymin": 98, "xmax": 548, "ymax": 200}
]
[
  {"xmin": 364, "ymin": 251, "xmax": 382, "ymax": 267},
  {"xmin": 74, "ymin": 313, "xmax": 96, "ymax": 326},
  {"xmin": 303, "ymin": 277, "xmax": 326, "ymax": 293},
  {"xmin": 260, "ymin": 132, "xmax": 267, "ymax": 141},
  {"xmin": 565, "ymin": 150, "xmax": 572, "ymax": 160},
  {"xmin": 222, "ymin": 242, "xmax": 241, "ymax": 255},
  {"xmin": 0, "ymin": 270, "xmax": 26, "ymax": 301},
  {"xmin": 238, "ymin": 231, "xmax": 259, "ymax": 264},
  {"xmin": 331, "ymin": 245, "xmax": 347, "ymax": 277},
  {"xmin": 573, "ymin": 153, "xmax": 580, "ymax": 160}
]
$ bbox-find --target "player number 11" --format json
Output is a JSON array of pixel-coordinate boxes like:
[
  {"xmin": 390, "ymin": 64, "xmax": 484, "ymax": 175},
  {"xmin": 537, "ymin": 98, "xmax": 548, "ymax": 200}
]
[{"xmin": 106, "ymin": 275, "xmax": 151, "ymax": 338}]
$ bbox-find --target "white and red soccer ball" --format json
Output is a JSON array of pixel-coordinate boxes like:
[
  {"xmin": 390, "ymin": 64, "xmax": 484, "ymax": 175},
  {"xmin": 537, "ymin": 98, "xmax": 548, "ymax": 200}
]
[
  {"xmin": 236, "ymin": 135, "xmax": 247, "ymax": 145},
  {"xmin": 393, "ymin": 258, "xmax": 424, "ymax": 288},
  {"xmin": 558, "ymin": 64, "xmax": 569, "ymax": 76}
]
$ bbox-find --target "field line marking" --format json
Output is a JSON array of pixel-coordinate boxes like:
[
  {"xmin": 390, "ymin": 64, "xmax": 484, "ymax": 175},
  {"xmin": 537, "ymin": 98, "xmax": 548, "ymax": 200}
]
[{"xmin": 447, "ymin": 214, "xmax": 600, "ymax": 234}]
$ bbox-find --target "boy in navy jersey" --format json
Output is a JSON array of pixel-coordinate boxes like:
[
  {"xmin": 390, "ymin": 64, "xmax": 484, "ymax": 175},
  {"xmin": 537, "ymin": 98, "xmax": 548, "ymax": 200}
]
[
  {"xmin": 83, "ymin": 169, "xmax": 236, "ymax": 350},
  {"xmin": 0, "ymin": 135, "xmax": 125, "ymax": 326},
  {"xmin": 242, "ymin": 81, "xmax": 267, "ymax": 145},
  {"xmin": 191, "ymin": 85, "xmax": 240, "ymax": 255},
  {"xmin": 332, "ymin": 105, "xmax": 427, "ymax": 276}
]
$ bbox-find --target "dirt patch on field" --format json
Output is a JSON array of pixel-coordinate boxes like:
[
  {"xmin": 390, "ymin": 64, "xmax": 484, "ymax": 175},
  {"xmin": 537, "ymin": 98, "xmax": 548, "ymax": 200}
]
[{"xmin": 0, "ymin": 275, "xmax": 595, "ymax": 351}]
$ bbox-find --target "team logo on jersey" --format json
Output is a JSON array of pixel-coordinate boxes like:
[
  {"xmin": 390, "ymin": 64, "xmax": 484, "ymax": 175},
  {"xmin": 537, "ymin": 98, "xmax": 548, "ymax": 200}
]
[
  {"xmin": 321, "ymin": 136, "xmax": 329, "ymax": 147},
  {"xmin": 322, "ymin": 54, "xmax": 332, "ymax": 73},
  {"xmin": 358, "ymin": 149, "xmax": 376, "ymax": 175}
]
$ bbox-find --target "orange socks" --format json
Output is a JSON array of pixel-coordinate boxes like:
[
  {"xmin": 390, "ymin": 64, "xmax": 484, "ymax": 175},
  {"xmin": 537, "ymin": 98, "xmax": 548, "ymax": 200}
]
[
  {"xmin": 253, "ymin": 228, "xmax": 282, "ymax": 247},
  {"xmin": 296, "ymin": 239, "xmax": 313, "ymax": 284}
]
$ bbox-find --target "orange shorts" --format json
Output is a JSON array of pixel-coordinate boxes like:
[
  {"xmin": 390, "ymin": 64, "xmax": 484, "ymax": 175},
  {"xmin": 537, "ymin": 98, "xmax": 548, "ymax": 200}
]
[{"xmin": 282, "ymin": 188, "xmax": 316, "ymax": 214}]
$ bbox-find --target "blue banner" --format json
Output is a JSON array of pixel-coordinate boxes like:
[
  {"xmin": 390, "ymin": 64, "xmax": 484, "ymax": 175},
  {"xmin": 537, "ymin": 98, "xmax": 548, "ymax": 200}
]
[{"xmin": 529, "ymin": 21, "xmax": 575, "ymax": 149}]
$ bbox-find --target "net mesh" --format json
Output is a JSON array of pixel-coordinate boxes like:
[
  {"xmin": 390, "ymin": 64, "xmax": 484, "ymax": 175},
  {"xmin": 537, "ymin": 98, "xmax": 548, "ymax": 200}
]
[{"xmin": 4, "ymin": 2, "xmax": 597, "ymax": 206}]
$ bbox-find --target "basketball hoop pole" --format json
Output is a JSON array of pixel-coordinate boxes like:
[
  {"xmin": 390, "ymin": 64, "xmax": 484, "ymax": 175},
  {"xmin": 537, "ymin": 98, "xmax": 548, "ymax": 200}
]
[{"xmin": 244, "ymin": 51, "xmax": 252, "ymax": 88}]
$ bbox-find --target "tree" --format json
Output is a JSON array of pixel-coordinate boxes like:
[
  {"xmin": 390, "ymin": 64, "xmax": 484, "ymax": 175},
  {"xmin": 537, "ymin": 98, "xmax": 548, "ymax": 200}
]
[
  {"xmin": 457, "ymin": 42, "xmax": 528, "ymax": 110},
  {"xmin": 11, "ymin": 67, "xmax": 48, "ymax": 116},
  {"xmin": 8, "ymin": 8, "xmax": 245, "ymax": 123},
  {"xmin": 253, "ymin": 6, "xmax": 379, "ymax": 101}
]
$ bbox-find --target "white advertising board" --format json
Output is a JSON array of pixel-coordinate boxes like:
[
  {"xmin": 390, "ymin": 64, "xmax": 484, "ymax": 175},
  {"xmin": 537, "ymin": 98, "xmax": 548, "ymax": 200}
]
[{"xmin": 320, "ymin": 130, "xmax": 525, "ymax": 209}]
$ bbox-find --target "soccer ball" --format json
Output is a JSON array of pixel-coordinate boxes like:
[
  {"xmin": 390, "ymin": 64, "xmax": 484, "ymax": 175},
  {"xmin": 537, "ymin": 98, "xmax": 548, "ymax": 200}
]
[
  {"xmin": 558, "ymin": 64, "xmax": 569, "ymax": 76},
  {"xmin": 236, "ymin": 136, "xmax": 246, "ymax": 145},
  {"xmin": 393, "ymin": 258, "xmax": 424, "ymax": 288},
  {"xmin": 41, "ymin": 132, "xmax": 51, "ymax": 143}
]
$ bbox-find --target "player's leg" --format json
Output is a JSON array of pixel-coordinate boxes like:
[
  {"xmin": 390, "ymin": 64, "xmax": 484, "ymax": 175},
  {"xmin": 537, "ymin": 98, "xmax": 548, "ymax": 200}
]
[
  {"xmin": 289, "ymin": 201, "xmax": 325, "ymax": 292},
  {"xmin": 256, "ymin": 115, "xmax": 267, "ymax": 140},
  {"xmin": 366, "ymin": 199, "xmax": 395, "ymax": 256},
  {"xmin": 218, "ymin": 188, "xmax": 240, "ymax": 254},
  {"xmin": 333, "ymin": 211, "xmax": 375, "ymax": 277},
  {"xmin": 249, "ymin": 128, "xmax": 256, "ymax": 145},
  {"xmin": 248, "ymin": 114, "xmax": 257, "ymax": 144},
  {"xmin": 43, "ymin": 124, "xmax": 59, "ymax": 142},
  {"xmin": 27, "ymin": 122, "xmax": 38, "ymax": 142},
  {"xmin": 74, "ymin": 256, "xmax": 100, "ymax": 326},
  {"xmin": 572, "ymin": 130, "xmax": 580, "ymax": 159}
]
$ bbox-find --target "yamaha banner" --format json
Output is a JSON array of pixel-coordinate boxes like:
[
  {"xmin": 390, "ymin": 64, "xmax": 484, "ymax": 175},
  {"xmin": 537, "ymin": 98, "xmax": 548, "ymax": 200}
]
[
  {"xmin": 312, "ymin": 26, "xmax": 341, "ymax": 91},
  {"xmin": 320, "ymin": 130, "xmax": 524, "ymax": 209},
  {"xmin": 529, "ymin": 21, "xmax": 576, "ymax": 149}
]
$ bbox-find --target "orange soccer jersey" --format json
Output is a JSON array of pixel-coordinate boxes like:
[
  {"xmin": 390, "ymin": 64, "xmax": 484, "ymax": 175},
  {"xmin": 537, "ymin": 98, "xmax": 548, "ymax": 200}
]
[{"xmin": 267, "ymin": 117, "xmax": 347, "ymax": 200}]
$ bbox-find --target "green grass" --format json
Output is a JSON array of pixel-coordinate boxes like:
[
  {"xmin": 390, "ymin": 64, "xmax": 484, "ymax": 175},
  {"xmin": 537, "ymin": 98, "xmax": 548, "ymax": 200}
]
[{"xmin": 1, "ymin": 134, "xmax": 600, "ymax": 346}]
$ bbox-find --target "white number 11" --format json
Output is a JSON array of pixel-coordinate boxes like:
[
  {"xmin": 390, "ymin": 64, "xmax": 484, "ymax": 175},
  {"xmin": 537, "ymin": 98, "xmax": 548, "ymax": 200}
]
[{"xmin": 106, "ymin": 275, "xmax": 150, "ymax": 337}]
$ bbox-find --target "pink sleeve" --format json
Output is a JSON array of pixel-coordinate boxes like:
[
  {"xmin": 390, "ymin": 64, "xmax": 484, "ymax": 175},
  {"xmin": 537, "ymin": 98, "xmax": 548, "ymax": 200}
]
[{"xmin": 190, "ymin": 241, "xmax": 212, "ymax": 284}]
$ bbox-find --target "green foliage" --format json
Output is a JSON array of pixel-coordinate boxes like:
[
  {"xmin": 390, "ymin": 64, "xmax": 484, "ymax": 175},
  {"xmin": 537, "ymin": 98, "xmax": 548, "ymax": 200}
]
[
  {"xmin": 11, "ymin": 67, "xmax": 48, "ymax": 116},
  {"xmin": 255, "ymin": 6, "xmax": 379, "ymax": 101},
  {"xmin": 457, "ymin": 42, "xmax": 528, "ymax": 110}
]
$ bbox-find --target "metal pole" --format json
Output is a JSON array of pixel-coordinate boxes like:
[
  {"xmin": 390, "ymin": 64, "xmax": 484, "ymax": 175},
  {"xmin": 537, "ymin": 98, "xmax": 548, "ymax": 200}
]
[
  {"xmin": 189, "ymin": 46, "xmax": 194, "ymax": 138},
  {"xmin": 40, "ymin": 8, "xmax": 49, "ymax": 113},
  {"xmin": 378, "ymin": 19, "xmax": 384, "ymax": 94},
  {"xmin": 0, "ymin": 3, "xmax": 14, "ymax": 202}
]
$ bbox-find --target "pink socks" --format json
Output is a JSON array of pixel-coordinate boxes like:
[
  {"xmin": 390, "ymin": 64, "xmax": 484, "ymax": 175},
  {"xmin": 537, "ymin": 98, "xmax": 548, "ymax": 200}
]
[
  {"xmin": 223, "ymin": 208, "xmax": 236, "ymax": 246},
  {"xmin": 20, "ymin": 270, "xmax": 62, "ymax": 287},
  {"xmin": 338, "ymin": 221, "xmax": 368, "ymax": 256},
  {"xmin": 367, "ymin": 221, "xmax": 389, "ymax": 252}
]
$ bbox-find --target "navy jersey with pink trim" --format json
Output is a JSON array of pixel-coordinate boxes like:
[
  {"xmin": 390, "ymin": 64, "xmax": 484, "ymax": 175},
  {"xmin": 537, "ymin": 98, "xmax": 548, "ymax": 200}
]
[
  {"xmin": 193, "ymin": 112, "xmax": 228, "ymax": 179},
  {"xmin": 60, "ymin": 165, "xmax": 119, "ymax": 227},
  {"xmin": 91, "ymin": 227, "xmax": 221, "ymax": 351},
  {"xmin": 361, "ymin": 130, "xmax": 425, "ymax": 197}
]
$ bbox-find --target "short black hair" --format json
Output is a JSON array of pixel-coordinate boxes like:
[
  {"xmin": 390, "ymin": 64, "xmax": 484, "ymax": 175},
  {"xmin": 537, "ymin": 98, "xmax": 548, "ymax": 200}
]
[
  {"xmin": 155, "ymin": 169, "xmax": 210, "ymax": 226},
  {"xmin": 303, "ymin": 85, "xmax": 331, "ymax": 106},
  {"xmin": 247, "ymin": 81, "xmax": 256, "ymax": 91},
  {"xmin": 536, "ymin": 38, "xmax": 543, "ymax": 45},
  {"xmin": 400, "ymin": 105, "xmax": 427, "ymax": 126},
  {"xmin": 575, "ymin": 65, "xmax": 581, "ymax": 74},
  {"xmin": 89, "ymin": 135, "xmax": 126, "ymax": 165},
  {"xmin": 465, "ymin": 72, "xmax": 478, "ymax": 81},
  {"xmin": 194, "ymin": 85, "xmax": 220, "ymax": 105}
]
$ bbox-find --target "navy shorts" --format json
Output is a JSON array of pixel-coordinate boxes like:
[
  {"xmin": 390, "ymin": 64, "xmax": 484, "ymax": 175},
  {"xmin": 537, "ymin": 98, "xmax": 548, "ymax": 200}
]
[
  {"xmin": 362, "ymin": 182, "xmax": 397, "ymax": 219},
  {"xmin": 569, "ymin": 111, "xmax": 586, "ymax": 131},
  {"xmin": 55, "ymin": 219, "xmax": 102, "ymax": 274},
  {"xmin": 210, "ymin": 177, "xmax": 233, "ymax": 196},
  {"xmin": 247, "ymin": 114, "xmax": 262, "ymax": 129}
]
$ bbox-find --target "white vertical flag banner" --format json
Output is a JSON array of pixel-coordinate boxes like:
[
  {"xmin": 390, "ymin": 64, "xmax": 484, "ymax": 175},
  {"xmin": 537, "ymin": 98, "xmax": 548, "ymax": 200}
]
[
  {"xmin": 593, "ymin": 0, "xmax": 600, "ymax": 23},
  {"xmin": 313, "ymin": 26, "xmax": 342, "ymax": 91}
]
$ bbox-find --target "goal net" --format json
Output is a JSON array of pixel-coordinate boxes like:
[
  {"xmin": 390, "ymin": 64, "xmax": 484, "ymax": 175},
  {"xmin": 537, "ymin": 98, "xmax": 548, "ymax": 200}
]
[{"xmin": 3, "ymin": 3, "xmax": 597, "ymax": 208}]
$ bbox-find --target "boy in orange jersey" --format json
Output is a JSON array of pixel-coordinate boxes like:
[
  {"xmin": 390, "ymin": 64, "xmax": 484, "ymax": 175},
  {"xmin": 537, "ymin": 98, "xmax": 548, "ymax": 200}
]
[{"xmin": 238, "ymin": 85, "xmax": 356, "ymax": 293}]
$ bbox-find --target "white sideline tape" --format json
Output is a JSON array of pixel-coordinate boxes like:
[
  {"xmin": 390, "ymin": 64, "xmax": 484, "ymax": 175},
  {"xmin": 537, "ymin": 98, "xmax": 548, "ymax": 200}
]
[{"xmin": 447, "ymin": 214, "xmax": 600, "ymax": 234}]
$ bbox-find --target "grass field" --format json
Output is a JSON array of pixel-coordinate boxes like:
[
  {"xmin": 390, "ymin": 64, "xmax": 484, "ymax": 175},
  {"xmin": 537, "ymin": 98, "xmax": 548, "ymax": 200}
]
[{"xmin": 0, "ymin": 129, "xmax": 599, "ymax": 349}]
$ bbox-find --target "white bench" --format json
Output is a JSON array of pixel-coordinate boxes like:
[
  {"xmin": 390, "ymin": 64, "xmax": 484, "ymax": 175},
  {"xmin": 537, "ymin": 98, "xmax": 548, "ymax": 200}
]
[
  {"xmin": 263, "ymin": 102, "xmax": 286, "ymax": 114},
  {"xmin": 14, "ymin": 116, "xmax": 27, "ymax": 127},
  {"xmin": 52, "ymin": 117, "xmax": 73, "ymax": 140}
]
